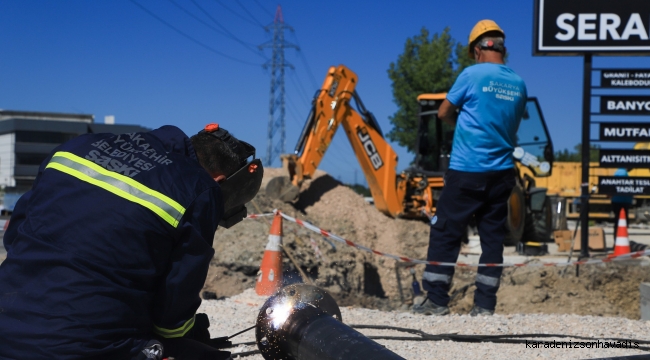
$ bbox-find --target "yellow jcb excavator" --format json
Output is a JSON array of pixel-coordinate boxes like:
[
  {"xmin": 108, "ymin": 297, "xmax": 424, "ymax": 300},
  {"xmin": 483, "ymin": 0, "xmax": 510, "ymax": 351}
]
[{"xmin": 266, "ymin": 64, "xmax": 555, "ymax": 245}]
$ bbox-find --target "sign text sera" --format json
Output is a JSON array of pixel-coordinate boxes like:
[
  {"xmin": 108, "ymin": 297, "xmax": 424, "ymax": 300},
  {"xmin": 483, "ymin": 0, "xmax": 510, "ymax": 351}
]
[{"xmin": 535, "ymin": 0, "xmax": 650, "ymax": 54}]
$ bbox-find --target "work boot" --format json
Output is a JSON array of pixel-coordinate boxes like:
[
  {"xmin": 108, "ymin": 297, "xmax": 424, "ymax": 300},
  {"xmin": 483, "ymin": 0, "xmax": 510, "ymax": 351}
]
[
  {"xmin": 469, "ymin": 305, "xmax": 494, "ymax": 317},
  {"xmin": 411, "ymin": 297, "xmax": 450, "ymax": 316}
]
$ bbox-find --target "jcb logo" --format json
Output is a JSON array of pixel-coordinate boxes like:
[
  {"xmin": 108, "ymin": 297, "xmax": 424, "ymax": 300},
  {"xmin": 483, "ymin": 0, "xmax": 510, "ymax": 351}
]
[
  {"xmin": 328, "ymin": 80, "xmax": 339, "ymax": 97},
  {"xmin": 357, "ymin": 128, "xmax": 383, "ymax": 170}
]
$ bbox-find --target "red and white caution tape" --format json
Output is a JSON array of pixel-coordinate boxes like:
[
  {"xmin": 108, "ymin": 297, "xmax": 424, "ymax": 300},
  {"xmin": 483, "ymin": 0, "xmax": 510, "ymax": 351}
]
[
  {"xmin": 246, "ymin": 211, "xmax": 650, "ymax": 268},
  {"xmin": 246, "ymin": 213, "xmax": 275, "ymax": 219}
]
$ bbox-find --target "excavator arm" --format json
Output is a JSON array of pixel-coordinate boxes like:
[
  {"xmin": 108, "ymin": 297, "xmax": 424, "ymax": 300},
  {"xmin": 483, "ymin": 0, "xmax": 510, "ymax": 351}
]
[
  {"xmin": 266, "ymin": 65, "xmax": 405, "ymax": 216},
  {"xmin": 340, "ymin": 92, "xmax": 403, "ymax": 216}
]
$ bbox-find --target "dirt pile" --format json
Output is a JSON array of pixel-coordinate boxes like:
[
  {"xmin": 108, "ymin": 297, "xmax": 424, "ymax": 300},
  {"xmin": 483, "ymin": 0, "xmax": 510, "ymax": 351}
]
[{"xmin": 203, "ymin": 168, "xmax": 650, "ymax": 319}]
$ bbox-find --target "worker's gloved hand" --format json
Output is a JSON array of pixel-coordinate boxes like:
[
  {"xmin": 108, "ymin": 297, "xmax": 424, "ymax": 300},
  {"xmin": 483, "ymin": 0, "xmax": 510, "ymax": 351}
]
[
  {"xmin": 133, "ymin": 339, "xmax": 164, "ymax": 360},
  {"xmin": 158, "ymin": 314, "xmax": 232, "ymax": 359},
  {"xmin": 186, "ymin": 313, "xmax": 211, "ymax": 345}
]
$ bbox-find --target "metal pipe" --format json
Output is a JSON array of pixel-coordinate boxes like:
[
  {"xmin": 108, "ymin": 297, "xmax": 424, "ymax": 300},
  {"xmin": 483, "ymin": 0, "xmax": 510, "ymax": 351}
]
[{"xmin": 256, "ymin": 284, "xmax": 405, "ymax": 360}]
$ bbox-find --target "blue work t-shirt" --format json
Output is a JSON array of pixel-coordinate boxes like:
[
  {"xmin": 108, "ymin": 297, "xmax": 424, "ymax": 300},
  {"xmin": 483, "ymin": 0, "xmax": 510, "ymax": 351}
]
[{"xmin": 447, "ymin": 63, "xmax": 527, "ymax": 172}]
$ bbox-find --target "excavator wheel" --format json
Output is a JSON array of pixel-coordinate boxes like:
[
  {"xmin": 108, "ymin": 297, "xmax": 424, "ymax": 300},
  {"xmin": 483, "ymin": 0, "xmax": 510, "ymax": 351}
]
[
  {"xmin": 504, "ymin": 184, "xmax": 525, "ymax": 246},
  {"xmin": 266, "ymin": 176, "xmax": 301, "ymax": 202},
  {"xmin": 522, "ymin": 197, "xmax": 553, "ymax": 243}
]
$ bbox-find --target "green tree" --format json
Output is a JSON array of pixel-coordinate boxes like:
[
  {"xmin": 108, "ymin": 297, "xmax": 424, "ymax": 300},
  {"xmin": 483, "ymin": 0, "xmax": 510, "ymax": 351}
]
[
  {"xmin": 554, "ymin": 143, "xmax": 600, "ymax": 162},
  {"xmin": 387, "ymin": 27, "xmax": 472, "ymax": 153}
]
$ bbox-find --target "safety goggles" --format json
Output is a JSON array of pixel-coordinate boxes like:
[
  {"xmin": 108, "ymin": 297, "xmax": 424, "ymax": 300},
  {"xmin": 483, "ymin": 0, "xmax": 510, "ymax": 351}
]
[{"xmin": 200, "ymin": 123, "xmax": 264, "ymax": 228}]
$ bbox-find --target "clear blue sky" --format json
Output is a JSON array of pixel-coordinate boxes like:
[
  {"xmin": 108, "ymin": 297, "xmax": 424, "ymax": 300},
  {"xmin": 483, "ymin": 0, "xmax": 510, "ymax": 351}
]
[{"xmin": 1, "ymin": 0, "xmax": 649, "ymax": 185}]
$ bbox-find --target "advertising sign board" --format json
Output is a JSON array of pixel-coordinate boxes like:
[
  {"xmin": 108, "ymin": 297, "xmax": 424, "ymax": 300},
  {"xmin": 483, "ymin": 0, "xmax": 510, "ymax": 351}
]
[
  {"xmin": 600, "ymin": 69, "xmax": 650, "ymax": 88},
  {"xmin": 600, "ymin": 96, "xmax": 650, "ymax": 115},
  {"xmin": 534, "ymin": 0, "xmax": 650, "ymax": 55},
  {"xmin": 598, "ymin": 176, "xmax": 650, "ymax": 195},
  {"xmin": 599, "ymin": 122, "xmax": 650, "ymax": 141},
  {"xmin": 599, "ymin": 149, "xmax": 650, "ymax": 168},
  {"xmin": 533, "ymin": 0, "xmax": 650, "ymax": 255}
]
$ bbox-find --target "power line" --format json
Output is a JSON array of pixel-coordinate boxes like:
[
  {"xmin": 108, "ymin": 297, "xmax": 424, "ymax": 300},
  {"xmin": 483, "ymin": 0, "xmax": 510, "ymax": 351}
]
[
  {"xmin": 284, "ymin": 97, "xmax": 307, "ymax": 128},
  {"xmin": 328, "ymin": 135, "xmax": 363, "ymax": 170},
  {"xmin": 288, "ymin": 32, "xmax": 319, "ymax": 89},
  {"xmin": 208, "ymin": 0, "xmax": 264, "ymax": 28},
  {"xmin": 297, "ymin": 50, "xmax": 320, "ymax": 90},
  {"xmin": 190, "ymin": 0, "xmax": 262, "ymax": 55},
  {"xmin": 167, "ymin": 0, "xmax": 266, "ymax": 59},
  {"xmin": 252, "ymin": 0, "xmax": 273, "ymax": 17},
  {"xmin": 167, "ymin": 0, "xmax": 230, "ymax": 38},
  {"xmin": 128, "ymin": 0, "xmax": 259, "ymax": 66},
  {"xmin": 235, "ymin": 0, "xmax": 265, "ymax": 28},
  {"xmin": 287, "ymin": 71, "xmax": 311, "ymax": 106}
]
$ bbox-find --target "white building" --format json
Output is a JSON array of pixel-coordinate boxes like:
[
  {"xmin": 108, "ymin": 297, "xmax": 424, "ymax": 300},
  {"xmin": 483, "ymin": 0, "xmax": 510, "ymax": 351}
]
[{"xmin": 0, "ymin": 110, "xmax": 149, "ymax": 210}]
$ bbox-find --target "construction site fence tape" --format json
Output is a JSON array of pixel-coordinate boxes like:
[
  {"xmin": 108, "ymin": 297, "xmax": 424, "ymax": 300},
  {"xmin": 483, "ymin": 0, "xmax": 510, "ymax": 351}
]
[
  {"xmin": 245, "ymin": 211, "xmax": 650, "ymax": 268},
  {"xmin": 245, "ymin": 213, "xmax": 275, "ymax": 219}
]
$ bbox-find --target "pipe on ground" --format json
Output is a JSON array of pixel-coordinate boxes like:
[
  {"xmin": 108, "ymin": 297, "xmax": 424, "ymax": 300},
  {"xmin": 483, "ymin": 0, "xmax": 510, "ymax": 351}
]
[{"xmin": 255, "ymin": 284, "xmax": 405, "ymax": 360}]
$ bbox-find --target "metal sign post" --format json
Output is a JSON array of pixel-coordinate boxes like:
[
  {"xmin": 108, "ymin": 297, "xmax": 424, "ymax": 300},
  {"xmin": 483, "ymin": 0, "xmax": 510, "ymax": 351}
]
[{"xmin": 579, "ymin": 54, "xmax": 592, "ymax": 259}]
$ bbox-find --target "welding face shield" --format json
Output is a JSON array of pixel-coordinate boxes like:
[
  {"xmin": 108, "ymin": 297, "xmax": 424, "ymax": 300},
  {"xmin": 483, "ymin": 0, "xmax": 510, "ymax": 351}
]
[{"xmin": 199, "ymin": 124, "xmax": 264, "ymax": 228}]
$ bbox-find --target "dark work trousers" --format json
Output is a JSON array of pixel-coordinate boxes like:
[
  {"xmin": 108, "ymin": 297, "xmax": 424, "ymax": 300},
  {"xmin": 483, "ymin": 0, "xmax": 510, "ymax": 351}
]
[{"xmin": 422, "ymin": 168, "xmax": 516, "ymax": 311}]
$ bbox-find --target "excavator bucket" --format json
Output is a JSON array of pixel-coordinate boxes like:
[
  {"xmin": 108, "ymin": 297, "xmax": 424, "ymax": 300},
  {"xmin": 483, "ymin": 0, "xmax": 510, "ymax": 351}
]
[{"xmin": 266, "ymin": 176, "xmax": 300, "ymax": 202}]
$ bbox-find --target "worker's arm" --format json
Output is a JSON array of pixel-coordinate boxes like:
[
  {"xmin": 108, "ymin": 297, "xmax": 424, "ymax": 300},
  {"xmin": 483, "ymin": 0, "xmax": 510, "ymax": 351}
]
[
  {"xmin": 150, "ymin": 185, "xmax": 223, "ymax": 340},
  {"xmin": 3, "ymin": 191, "xmax": 30, "ymax": 251},
  {"xmin": 3, "ymin": 147, "xmax": 58, "ymax": 251},
  {"xmin": 441, "ymin": 68, "xmax": 471, "ymax": 127},
  {"xmin": 437, "ymin": 99, "xmax": 459, "ymax": 127}
]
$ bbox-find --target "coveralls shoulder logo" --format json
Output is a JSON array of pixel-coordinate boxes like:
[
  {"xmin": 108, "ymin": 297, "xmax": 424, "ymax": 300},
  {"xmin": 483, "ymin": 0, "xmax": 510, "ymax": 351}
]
[
  {"xmin": 86, "ymin": 133, "xmax": 174, "ymax": 178},
  {"xmin": 430, "ymin": 216, "xmax": 438, "ymax": 225}
]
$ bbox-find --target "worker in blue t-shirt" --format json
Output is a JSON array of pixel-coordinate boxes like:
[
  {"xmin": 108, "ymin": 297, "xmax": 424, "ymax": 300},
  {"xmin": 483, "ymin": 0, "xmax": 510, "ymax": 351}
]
[
  {"xmin": 412, "ymin": 19, "xmax": 527, "ymax": 317},
  {"xmin": 611, "ymin": 168, "xmax": 634, "ymax": 240}
]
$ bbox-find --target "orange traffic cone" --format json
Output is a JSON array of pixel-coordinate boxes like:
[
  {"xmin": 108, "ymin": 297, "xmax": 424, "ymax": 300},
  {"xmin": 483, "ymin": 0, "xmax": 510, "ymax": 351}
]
[
  {"xmin": 612, "ymin": 208, "xmax": 631, "ymax": 257},
  {"xmin": 255, "ymin": 212, "xmax": 283, "ymax": 296}
]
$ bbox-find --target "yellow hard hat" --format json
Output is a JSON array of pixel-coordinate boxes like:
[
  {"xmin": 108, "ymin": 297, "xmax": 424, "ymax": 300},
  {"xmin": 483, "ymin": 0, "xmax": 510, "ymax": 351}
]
[{"xmin": 468, "ymin": 19, "xmax": 505, "ymax": 57}]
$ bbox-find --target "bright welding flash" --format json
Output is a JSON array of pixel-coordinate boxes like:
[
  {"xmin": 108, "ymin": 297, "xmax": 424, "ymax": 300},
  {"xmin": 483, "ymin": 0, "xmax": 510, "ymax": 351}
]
[{"xmin": 270, "ymin": 301, "xmax": 293, "ymax": 329}]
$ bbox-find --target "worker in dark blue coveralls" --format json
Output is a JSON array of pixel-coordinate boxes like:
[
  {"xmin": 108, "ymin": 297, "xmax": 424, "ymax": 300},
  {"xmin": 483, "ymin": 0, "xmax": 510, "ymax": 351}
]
[
  {"xmin": 0, "ymin": 123, "xmax": 263, "ymax": 360},
  {"xmin": 412, "ymin": 19, "xmax": 527, "ymax": 316}
]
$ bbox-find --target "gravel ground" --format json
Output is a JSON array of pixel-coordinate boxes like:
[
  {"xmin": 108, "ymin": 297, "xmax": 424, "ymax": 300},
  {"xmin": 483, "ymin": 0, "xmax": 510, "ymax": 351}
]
[{"xmin": 200, "ymin": 289, "xmax": 650, "ymax": 360}]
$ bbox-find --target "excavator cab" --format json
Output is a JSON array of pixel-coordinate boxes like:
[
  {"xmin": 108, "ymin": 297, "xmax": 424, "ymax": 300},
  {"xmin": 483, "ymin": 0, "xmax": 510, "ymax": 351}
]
[
  {"xmin": 415, "ymin": 94, "xmax": 554, "ymax": 177},
  {"xmin": 516, "ymin": 98, "xmax": 554, "ymax": 177},
  {"xmin": 414, "ymin": 94, "xmax": 454, "ymax": 174}
]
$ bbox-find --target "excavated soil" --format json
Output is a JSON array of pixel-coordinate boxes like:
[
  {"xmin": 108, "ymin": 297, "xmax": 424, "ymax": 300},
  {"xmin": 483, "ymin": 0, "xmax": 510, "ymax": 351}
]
[{"xmin": 203, "ymin": 168, "xmax": 650, "ymax": 319}]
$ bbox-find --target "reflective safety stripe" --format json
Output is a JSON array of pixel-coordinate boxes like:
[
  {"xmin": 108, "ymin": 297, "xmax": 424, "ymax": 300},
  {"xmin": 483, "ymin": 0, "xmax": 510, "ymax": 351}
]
[
  {"xmin": 45, "ymin": 151, "xmax": 185, "ymax": 227},
  {"xmin": 423, "ymin": 271, "xmax": 451, "ymax": 284},
  {"xmin": 476, "ymin": 273, "xmax": 500, "ymax": 287},
  {"xmin": 153, "ymin": 315, "xmax": 196, "ymax": 338}
]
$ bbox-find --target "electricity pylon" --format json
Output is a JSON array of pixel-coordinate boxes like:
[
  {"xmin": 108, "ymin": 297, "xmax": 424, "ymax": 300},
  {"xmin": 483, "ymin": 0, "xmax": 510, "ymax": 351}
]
[{"xmin": 259, "ymin": 5, "xmax": 298, "ymax": 167}]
